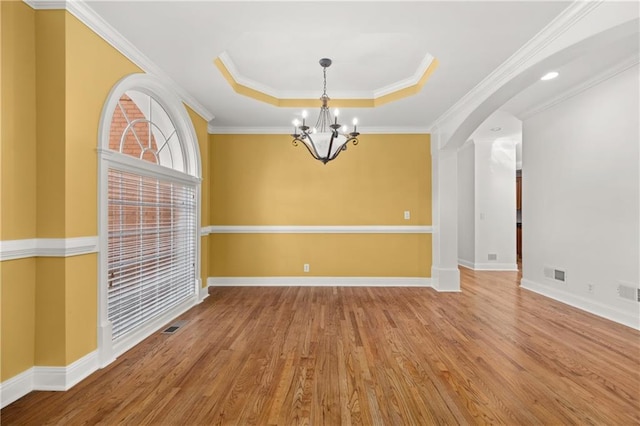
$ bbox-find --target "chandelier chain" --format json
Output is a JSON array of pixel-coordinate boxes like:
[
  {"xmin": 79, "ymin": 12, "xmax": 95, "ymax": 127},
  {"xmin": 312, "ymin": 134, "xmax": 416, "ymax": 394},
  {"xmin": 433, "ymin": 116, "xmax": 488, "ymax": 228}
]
[{"xmin": 322, "ymin": 66, "xmax": 328, "ymax": 97}]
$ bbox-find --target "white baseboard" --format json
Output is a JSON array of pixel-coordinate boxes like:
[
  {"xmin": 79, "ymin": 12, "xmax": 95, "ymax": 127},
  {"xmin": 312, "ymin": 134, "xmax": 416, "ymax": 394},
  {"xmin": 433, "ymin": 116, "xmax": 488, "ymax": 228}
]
[
  {"xmin": 199, "ymin": 284, "xmax": 210, "ymax": 301},
  {"xmin": 472, "ymin": 263, "xmax": 518, "ymax": 271},
  {"xmin": 207, "ymin": 276, "xmax": 432, "ymax": 287},
  {"xmin": 521, "ymin": 278, "xmax": 640, "ymax": 330},
  {"xmin": 458, "ymin": 259, "xmax": 518, "ymax": 271},
  {"xmin": 1, "ymin": 350, "xmax": 99, "ymax": 409},
  {"xmin": 431, "ymin": 267, "xmax": 461, "ymax": 292},
  {"xmin": 458, "ymin": 258, "xmax": 475, "ymax": 269},
  {"xmin": 0, "ymin": 368, "xmax": 33, "ymax": 409}
]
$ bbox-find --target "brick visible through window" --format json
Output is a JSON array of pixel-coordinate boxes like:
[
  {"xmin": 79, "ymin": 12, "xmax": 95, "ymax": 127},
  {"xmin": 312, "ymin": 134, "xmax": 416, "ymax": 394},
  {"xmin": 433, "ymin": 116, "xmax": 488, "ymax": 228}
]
[{"xmin": 109, "ymin": 94, "xmax": 158, "ymax": 162}]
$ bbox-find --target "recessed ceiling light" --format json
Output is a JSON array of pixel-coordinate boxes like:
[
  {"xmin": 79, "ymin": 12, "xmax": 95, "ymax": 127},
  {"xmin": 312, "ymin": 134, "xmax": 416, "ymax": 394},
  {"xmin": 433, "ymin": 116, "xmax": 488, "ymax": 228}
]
[
  {"xmin": 490, "ymin": 127, "xmax": 502, "ymax": 132},
  {"xmin": 540, "ymin": 71, "xmax": 559, "ymax": 81}
]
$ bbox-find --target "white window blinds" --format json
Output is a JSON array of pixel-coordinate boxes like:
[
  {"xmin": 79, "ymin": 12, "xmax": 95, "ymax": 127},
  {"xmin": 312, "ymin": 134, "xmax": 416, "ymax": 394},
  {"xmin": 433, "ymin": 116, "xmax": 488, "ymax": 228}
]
[{"xmin": 107, "ymin": 169, "xmax": 196, "ymax": 340}]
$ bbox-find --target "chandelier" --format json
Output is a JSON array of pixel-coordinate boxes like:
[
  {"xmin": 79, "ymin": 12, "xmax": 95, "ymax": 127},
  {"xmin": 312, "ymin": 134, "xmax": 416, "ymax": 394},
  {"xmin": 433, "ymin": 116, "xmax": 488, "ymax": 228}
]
[{"xmin": 290, "ymin": 58, "xmax": 360, "ymax": 164}]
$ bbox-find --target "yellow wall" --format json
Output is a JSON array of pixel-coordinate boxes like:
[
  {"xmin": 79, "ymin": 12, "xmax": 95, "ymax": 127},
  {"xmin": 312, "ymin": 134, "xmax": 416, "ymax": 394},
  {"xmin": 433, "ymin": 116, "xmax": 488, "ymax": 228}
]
[
  {"xmin": 209, "ymin": 134, "xmax": 432, "ymax": 277},
  {"xmin": 1, "ymin": 259, "xmax": 36, "ymax": 380},
  {"xmin": 1, "ymin": 0, "xmax": 37, "ymax": 381},
  {"xmin": 1, "ymin": 0, "xmax": 37, "ymax": 241},
  {"xmin": 211, "ymin": 134, "xmax": 431, "ymax": 225},
  {"xmin": 1, "ymin": 2, "xmax": 212, "ymax": 381},
  {"xmin": 31, "ymin": 9, "xmax": 142, "ymax": 367},
  {"xmin": 211, "ymin": 233, "xmax": 432, "ymax": 277},
  {"xmin": 34, "ymin": 257, "xmax": 66, "ymax": 366},
  {"xmin": 64, "ymin": 255, "xmax": 98, "ymax": 364},
  {"xmin": 64, "ymin": 12, "xmax": 141, "ymax": 238},
  {"xmin": 35, "ymin": 9, "xmax": 66, "ymax": 238}
]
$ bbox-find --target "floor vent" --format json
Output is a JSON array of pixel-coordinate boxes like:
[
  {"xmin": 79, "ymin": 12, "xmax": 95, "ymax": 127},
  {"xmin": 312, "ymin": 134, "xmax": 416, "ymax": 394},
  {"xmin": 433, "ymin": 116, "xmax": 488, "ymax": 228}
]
[
  {"xmin": 617, "ymin": 284, "xmax": 640, "ymax": 302},
  {"xmin": 162, "ymin": 320, "xmax": 188, "ymax": 334}
]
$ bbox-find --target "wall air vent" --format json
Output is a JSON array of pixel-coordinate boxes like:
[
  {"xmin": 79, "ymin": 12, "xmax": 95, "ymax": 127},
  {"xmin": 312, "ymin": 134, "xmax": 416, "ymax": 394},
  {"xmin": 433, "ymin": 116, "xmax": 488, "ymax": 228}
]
[
  {"xmin": 617, "ymin": 283, "xmax": 640, "ymax": 302},
  {"xmin": 544, "ymin": 266, "xmax": 566, "ymax": 283},
  {"xmin": 488, "ymin": 253, "xmax": 498, "ymax": 261},
  {"xmin": 162, "ymin": 320, "xmax": 188, "ymax": 334}
]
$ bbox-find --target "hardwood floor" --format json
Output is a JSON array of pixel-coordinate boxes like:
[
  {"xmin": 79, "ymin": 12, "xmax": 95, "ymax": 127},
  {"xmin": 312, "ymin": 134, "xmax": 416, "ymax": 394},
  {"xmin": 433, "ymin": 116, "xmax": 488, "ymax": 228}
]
[{"xmin": 3, "ymin": 268, "xmax": 639, "ymax": 425}]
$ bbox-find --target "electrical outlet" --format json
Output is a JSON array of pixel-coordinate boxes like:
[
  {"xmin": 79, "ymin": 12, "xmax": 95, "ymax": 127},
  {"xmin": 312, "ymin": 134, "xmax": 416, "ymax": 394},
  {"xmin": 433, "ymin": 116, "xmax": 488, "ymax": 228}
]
[
  {"xmin": 303, "ymin": 264, "xmax": 310, "ymax": 273},
  {"xmin": 404, "ymin": 211, "xmax": 411, "ymax": 220},
  {"xmin": 587, "ymin": 283, "xmax": 594, "ymax": 294}
]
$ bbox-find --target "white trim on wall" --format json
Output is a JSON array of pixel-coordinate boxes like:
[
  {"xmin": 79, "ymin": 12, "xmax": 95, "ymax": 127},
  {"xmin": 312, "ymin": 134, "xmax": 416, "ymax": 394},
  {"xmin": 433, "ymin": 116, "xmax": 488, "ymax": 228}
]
[
  {"xmin": 0, "ymin": 368, "xmax": 33, "ymax": 409},
  {"xmin": 0, "ymin": 350, "xmax": 99, "ymax": 409},
  {"xmin": 208, "ymin": 276, "xmax": 431, "ymax": 287},
  {"xmin": 0, "ymin": 237, "xmax": 99, "ymax": 261},
  {"xmin": 199, "ymin": 285, "xmax": 210, "ymax": 301},
  {"xmin": 204, "ymin": 225, "xmax": 433, "ymax": 234},
  {"xmin": 458, "ymin": 259, "xmax": 475, "ymax": 270},
  {"xmin": 521, "ymin": 278, "xmax": 640, "ymax": 330},
  {"xmin": 472, "ymin": 263, "xmax": 518, "ymax": 271},
  {"xmin": 23, "ymin": 0, "xmax": 66, "ymax": 9},
  {"xmin": 459, "ymin": 261, "xmax": 519, "ymax": 272}
]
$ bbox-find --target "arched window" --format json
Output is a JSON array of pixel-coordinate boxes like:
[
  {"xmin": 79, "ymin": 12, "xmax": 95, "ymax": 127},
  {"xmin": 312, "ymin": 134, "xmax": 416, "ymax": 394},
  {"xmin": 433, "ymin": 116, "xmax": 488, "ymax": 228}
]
[{"xmin": 98, "ymin": 74, "xmax": 201, "ymax": 365}]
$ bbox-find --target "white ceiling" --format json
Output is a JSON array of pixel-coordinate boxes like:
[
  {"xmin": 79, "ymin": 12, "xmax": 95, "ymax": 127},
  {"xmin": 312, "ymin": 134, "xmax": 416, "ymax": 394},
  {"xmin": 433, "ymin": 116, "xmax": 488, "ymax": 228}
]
[
  {"xmin": 502, "ymin": 32, "xmax": 639, "ymax": 119},
  {"xmin": 83, "ymin": 1, "xmax": 637, "ymax": 133}
]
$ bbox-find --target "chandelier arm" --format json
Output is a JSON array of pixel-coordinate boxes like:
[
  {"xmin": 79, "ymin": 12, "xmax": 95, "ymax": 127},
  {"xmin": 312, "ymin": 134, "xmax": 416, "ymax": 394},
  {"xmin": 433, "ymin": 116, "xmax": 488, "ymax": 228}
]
[
  {"xmin": 293, "ymin": 133, "xmax": 323, "ymax": 161},
  {"xmin": 328, "ymin": 136, "xmax": 359, "ymax": 162},
  {"xmin": 326, "ymin": 131, "xmax": 336, "ymax": 159}
]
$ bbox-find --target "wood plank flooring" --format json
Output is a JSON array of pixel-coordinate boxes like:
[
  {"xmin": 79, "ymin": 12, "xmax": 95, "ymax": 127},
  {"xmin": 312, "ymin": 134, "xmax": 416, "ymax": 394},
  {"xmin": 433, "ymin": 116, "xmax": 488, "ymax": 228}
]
[{"xmin": 2, "ymin": 268, "xmax": 639, "ymax": 425}]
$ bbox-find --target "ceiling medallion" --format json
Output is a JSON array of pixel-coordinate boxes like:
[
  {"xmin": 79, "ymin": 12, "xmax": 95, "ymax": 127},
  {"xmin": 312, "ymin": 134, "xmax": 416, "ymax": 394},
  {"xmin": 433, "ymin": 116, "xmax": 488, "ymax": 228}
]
[{"xmin": 290, "ymin": 58, "xmax": 360, "ymax": 164}]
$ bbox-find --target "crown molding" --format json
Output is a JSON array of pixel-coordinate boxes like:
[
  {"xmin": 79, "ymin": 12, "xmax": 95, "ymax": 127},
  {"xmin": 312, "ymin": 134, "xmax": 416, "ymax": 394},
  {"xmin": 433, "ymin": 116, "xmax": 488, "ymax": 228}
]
[
  {"xmin": 24, "ymin": 0, "xmax": 215, "ymax": 122},
  {"xmin": 207, "ymin": 126, "xmax": 431, "ymax": 135},
  {"xmin": 374, "ymin": 54, "xmax": 435, "ymax": 98},
  {"xmin": 428, "ymin": 0, "xmax": 602, "ymax": 133},
  {"xmin": 360, "ymin": 126, "xmax": 432, "ymax": 134},
  {"xmin": 218, "ymin": 51, "xmax": 437, "ymax": 101},
  {"xmin": 519, "ymin": 54, "xmax": 639, "ymax": 120},
  {"xmin": 218, "ymin": 53, "xmax": 368, "ymax": 99},
  {"xmin": 218, "ymin": 51, "xmax": 281, "ymax": 99},
  {"xmin": 23, "ymin": 0, "xmax": 67, "ymax": 9}
]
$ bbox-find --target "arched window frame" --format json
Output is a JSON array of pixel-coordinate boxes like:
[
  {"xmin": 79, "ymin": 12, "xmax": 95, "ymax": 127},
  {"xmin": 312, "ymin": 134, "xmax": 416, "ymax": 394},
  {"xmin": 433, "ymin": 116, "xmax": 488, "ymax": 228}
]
[{"xmin": 97, "ymin": 73, "xmax": 202, "ymax": 367}]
